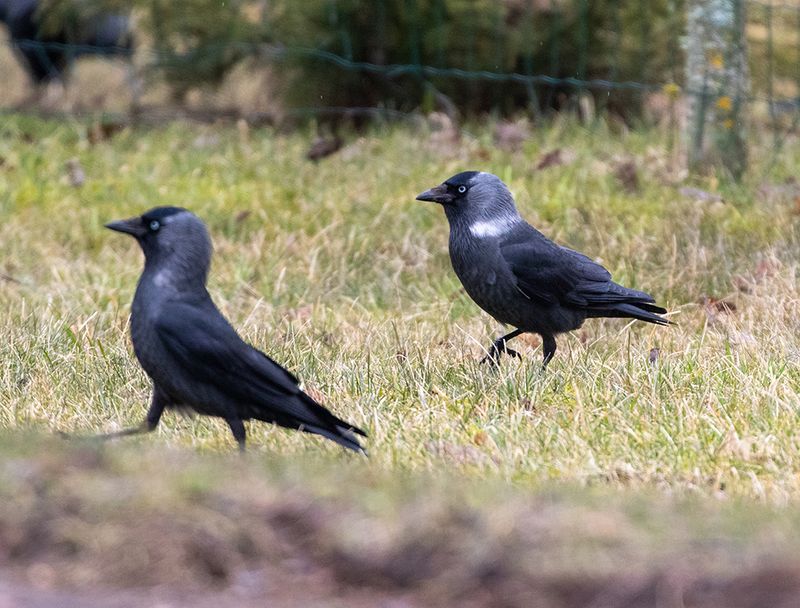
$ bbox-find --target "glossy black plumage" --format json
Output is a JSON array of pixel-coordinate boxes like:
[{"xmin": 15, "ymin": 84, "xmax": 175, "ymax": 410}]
[
  {"xmin": 417, "ymin": 171, "xmax": 669, "ymax": 366},
  {"xmin": 103, "ymin": 206, "xmax": 366, "ymax": 452}
]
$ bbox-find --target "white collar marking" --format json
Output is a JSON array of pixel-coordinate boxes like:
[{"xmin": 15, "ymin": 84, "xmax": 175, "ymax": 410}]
[{"xmin": 469, "ymin": 217, "xmax": 518, "ymax": 238}]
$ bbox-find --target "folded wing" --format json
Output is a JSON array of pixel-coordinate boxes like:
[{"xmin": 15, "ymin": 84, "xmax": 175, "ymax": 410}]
[
  {"xmin": 500, "ymin": 228, "xmax": 668, "ymax": 325},
  {"xmin": 154, "ymin": 298, "xmax": 366, "ymax": 451}
]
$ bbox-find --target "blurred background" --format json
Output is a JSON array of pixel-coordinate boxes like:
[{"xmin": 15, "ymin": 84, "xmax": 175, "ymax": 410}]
[{"xmin": 0, "ymin": 0, "xmax": 791, "ymax": 177}]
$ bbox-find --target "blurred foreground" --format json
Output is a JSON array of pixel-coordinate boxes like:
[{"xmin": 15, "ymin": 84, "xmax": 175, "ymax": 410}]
[{"xmin": 1, "ymin": 435, "xmax": 800, "ymax": 607}]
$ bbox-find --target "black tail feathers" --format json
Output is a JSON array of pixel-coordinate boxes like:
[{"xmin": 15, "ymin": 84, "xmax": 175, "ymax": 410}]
[
  {"xmin": 299, "ymin": 392, "xmax": 367, "ymax": 453},
  {"xmin": 588, "ymin": 301, "xmax": 671, "ymax": 325}
]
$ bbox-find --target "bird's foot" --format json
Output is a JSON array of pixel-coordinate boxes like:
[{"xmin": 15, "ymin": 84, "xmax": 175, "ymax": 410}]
[{"xmin": 480, "ymin": 341, "xmax": 522, "ymax": 365}]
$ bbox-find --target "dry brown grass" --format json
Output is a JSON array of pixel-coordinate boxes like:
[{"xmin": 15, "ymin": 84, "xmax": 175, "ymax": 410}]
[{"xmin": 1, "ymin": 113, "xmax": 800, "ymax": 502}]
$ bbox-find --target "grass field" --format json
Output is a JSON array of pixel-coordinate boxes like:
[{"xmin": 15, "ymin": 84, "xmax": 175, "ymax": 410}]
[{"xmin": 3, "ymin": 113, "xmax": 800, "ymax": 604}]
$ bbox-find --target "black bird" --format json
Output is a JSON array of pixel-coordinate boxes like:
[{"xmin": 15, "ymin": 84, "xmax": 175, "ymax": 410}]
[
  {"xmin": 416, "ymin": 171, "xmax": 669, "ymax": 367},
  {"xmin": 0, "ymin": 0, "xmax": 132, "ymax": 86},
  {"xmin": 103, "ymin": 206, "xmax": 366, "ymax": 452}
]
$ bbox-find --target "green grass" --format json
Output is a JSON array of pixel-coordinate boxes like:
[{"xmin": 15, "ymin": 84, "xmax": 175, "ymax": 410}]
[{"xmin": 2, "ymin": 113, "xmax": 800, "ymax": 505}]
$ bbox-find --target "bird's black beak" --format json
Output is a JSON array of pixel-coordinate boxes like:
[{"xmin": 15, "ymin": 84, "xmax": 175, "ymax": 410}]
[
  {"xmin": 105, "ymin": 216, "xmax": 146, "ymax": 238},
  {"xmin": 416, "ymin": 184, "xmax": 453, "ymax": 205}
]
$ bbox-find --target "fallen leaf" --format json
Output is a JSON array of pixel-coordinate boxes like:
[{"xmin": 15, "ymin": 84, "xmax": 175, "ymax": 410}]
[
  {"xmin": 699, "ymin": 295, "xmax": 736, "ymax": 314},
  {"xmin": 88, "ymin": 119, "xmax": 126, "ymax": 144},
  {"xmin": 648, "ymin": 348, "xmax": 660, "ymax": 365},
  {"xmin": 613, "ymin": 159, "xmax": 639, "ymax": 193},
  {"xmin": 535, "ymin": 148, "xmax": 563, "ymax": 170},
  {"xmin": 475, "ymin": 147, "xmax": 491, "ymax": 161},
  {"xmin": 306, "ymin": 136, "xmax": 343, "ymax": 162}
]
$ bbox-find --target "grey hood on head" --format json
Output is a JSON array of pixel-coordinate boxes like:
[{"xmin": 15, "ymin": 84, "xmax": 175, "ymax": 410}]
[
  {"xmin": 107, "ymin": 206, "xmax": 213, "ymax": 291},
  {"xmin": 417, "ymin": 171, "xmax": 522, "ymax": 231}
]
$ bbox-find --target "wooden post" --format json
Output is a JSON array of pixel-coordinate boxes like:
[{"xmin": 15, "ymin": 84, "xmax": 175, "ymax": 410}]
[{"xmin": 685, "ymin": 0, "xmax": 749, "ymax": 180}]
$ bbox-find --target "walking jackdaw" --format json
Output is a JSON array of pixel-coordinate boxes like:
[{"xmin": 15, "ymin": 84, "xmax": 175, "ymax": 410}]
[
  {"xmin": 416, "ymin": 171, "xmax": 669, "ymax": 367},
  {"xmin": 103, "ymin": 206, "xmax": 366, "ymax": 452}
]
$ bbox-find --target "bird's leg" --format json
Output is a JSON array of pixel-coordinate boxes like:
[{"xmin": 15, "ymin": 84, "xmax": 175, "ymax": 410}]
[
  {"xmin": 541, "ymin": 334, "xmax": 557, "ymax": 369},
  {"xmin": 92, "ymin": 388, "xmax": 165, "ymax": 441},
  {"xmin": 226, "ymin": 418, "xmax": 247, "ymax": 452},
  {"xmin": 480, "ymin": 329, "xmax": 524, "ymax": 365}
]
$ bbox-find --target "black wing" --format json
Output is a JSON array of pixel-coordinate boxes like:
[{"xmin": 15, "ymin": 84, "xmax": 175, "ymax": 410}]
[
  {"xmin": 154, "ymin": 298, "xmax": 366, "ymax": 451},
  {"xmin": 500, "ymin": 225, "xmax": 668, "ymax": 324}
]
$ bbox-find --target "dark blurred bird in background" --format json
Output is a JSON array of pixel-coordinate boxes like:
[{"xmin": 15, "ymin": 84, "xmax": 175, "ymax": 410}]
[
  {"xmin": 0, "ymin": 0, "xmax": 133, "ymax": 97},
  {"xmin": 103, "ymin": 206, "xmax": 366, "ymax": 452},
  {"xmin": 417, "ymin": 171, "xmax": 669, "ymax": 367}
]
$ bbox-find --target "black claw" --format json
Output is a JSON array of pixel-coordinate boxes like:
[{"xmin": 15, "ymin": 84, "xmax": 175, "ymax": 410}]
[{"xmin": 480, "ymin": 334, "xmax": 523, "ymax": 365}]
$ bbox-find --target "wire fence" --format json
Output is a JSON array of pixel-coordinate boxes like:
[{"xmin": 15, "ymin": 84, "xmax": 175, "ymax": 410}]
[{"xmin": 0, "ymin": 0, "xmax": 798, "ymax": 128}]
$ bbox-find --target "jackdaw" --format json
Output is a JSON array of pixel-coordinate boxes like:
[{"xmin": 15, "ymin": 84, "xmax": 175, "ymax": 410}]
[
  {"xmin": 103, "ymin": 206, "xmax": 366, "ymax": 452},
  {"xmin": 416, "ymin": 171, "xmax": 669, "ymax": 367}
]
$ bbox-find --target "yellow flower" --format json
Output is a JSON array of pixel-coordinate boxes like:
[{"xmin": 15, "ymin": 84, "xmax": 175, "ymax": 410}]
[
  {"xmin": 723, "ymin": 118, "xmax": 734, "ymax": 129},
  {"xmin": 717, "ymin": 96, "xmax": 732, "ymax": 111},
  {"xmin": 710, "ymin": 52, "xmax": 724, "ymax": 69},
  {"xmin": 662, "ymin": 82, "xmax": 681, "ymax": 98}
]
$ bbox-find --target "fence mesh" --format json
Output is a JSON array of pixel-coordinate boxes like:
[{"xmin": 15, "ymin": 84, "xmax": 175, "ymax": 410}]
[{"xmin": 0, "ymin": 0, "xmax": 797, "ymax": 126}]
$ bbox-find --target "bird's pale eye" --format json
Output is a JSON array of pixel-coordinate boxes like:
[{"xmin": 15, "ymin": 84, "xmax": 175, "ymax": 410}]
[
  {"xmin": 149, "ymin": 220, "xmax": 160, "ymax": 232},
  {"xmin": 457, "ymin": 185, "xmax": 467, "ymax": 194}
]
